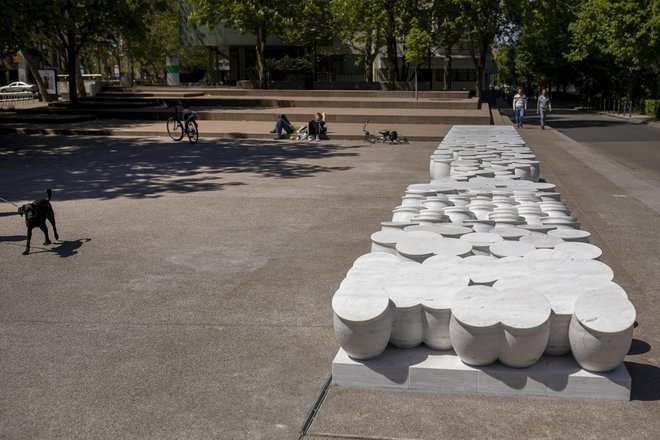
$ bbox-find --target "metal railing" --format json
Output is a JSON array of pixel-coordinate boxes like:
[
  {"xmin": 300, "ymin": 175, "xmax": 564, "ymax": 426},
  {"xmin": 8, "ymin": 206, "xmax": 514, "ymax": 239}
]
[
  {"xmin": 0, "ymin": 91, "xmax": 36, "ymax": 108},
  {"xmin": 582, "ymin": 97, "xmax": 654, "ymax": 117}
]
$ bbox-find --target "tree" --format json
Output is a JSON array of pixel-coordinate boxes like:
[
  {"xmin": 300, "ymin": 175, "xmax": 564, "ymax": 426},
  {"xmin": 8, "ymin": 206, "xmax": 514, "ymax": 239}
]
[
  {"xmin": 461, "ymin": 0, "xmax": 519, "ymax": 98},
  {"xmin": 2, "ymin": 0, "xmax": 161, "ymax": 105},
  {"xmin": 329, "ymin": 0, "xmax": 382, "ymax": 82},
  {"xmin": 190, "ymin": 0, "xmax": 294, "ymax": 89},
  {"xmin": 432, "ymin": 0, "xmax": 466, "ymax": 91},
  {"xmin": 404, "ymin": 18, "xmax": 431, "ymax": 98},
  {"xmin": 1, "ymin": 0, "xmax": 58, "ymax": 101},
  {"xmin": 513, "ymin": 0, "xmax": 576, "ymax": 93},
  {"xmin": 569, "ymin": 0, "xmax": 660, "ymax": 100},
  {"xmin": 493, "ymin": 44, "xmax": 516, "ymax": 90},
  {"xmin": 330, "ymin": 0, "xmax": 418, "ymax": 89}
]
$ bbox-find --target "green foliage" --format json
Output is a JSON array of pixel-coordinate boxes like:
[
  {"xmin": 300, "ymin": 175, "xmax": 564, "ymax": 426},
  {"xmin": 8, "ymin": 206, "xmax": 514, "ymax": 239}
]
[
  {"xmin": 493, "ymin": 45, "xmax": 516, "ymax": 88},
  {"xmin": 190, "ymin": 0, "xmax": 296, "ymax": 87},
  {"xmin": 569, "ymin": 0, "xmax": 656, "ymax": 72},
  {"xmin": 279, "ymin": 0, "xmax": 335, "ymax": 45},
  {"xmin": 190, "ymin": 0, "xmax": 292, "ymax": 36},
  {"xmin": 2, "ymin": 0, "xmax": 164, "ymax": 102},
  {"xmin": 459, "ymin": 0, "xmax": 515, "ymax": 97},
  {"xmin": 266, "ymin": 55, "xmax": 312, "ymax": 72},
  {"xmin": 514, "ymin": 0, "xmax": 577, "ymax": 89},
  {"xmin": 328, "ymin": 0, "xmax": 383, "ymax": 79},
  {"xmin": 404, "ymin": 18, "xmax": 431, "ymax": 66},
  {"xmin": 432, "ymin": 0, "xmax": 467, "ymax": 48},
  {"xmin": 130, "ymin": 0, "xmax": 182, "ymax": 76},
  {"xmin": 499, "ymin": 0, "xmax": 659, "ymax": 100},
  {"xmin": 568, "ymin": 0, "xmax": 659, "ymax": 98},
  {"xmin": 643, "ymin": 99, "xmax": 660, "ymax": 117}
]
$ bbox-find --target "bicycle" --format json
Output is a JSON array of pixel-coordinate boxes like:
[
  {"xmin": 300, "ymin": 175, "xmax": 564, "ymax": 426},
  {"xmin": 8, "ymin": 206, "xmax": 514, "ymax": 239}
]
[
  {"xmin": 166, "ymin": 104, "xmax": 199, "ymax": 144},
  {"xmin": 363, "ymin": 120, "xmax": 408, "ymax": 144}
]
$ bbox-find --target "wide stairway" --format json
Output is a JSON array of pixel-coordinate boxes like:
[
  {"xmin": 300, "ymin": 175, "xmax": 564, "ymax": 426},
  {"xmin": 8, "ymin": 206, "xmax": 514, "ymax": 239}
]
[{"xmin": 47, "ymin": 87, "xmax": 495, "ymax": 141}]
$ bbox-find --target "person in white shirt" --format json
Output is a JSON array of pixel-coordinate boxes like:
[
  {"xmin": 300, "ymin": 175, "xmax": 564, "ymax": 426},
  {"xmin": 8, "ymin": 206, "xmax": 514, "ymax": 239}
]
[
  {"xmin": 513, "ymin": 88, "xmax": 527, "ymax": 128},
  {"xmin": 537, "ymin": 89, "xmax": 552, "ymax": 130}
]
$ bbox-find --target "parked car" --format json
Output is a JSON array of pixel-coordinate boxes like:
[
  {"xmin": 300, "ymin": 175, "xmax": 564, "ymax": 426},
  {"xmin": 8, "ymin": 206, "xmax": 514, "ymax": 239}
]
[{"xmin": 0, "ymin": 81, "xmax": 38, "ymax": 93}]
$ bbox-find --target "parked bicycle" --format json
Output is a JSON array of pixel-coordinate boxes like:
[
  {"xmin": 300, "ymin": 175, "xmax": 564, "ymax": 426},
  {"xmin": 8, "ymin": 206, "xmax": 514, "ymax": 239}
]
[
  {"xmin": 363, "ymin": 120, "xmax": 408, "ymax": 144},
  {"xmin": 166, "ymin": 104, "xmax": 199, "ymax": 144}
]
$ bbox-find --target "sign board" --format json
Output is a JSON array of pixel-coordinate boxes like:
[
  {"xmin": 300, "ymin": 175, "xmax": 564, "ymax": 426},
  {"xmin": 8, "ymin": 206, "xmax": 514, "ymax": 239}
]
[{"xmin": 38, "ymin": 69, "xmax": 58, "ymax": 95}]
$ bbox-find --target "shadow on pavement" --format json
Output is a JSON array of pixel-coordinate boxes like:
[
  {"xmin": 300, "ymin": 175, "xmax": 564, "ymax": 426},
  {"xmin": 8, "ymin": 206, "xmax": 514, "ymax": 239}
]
[
  {"xmin": 0, "ymin": 136, "xmax": 361, "ymax": 202},
  {"xmin": 0, "ymin": 234, "xmax": 24, "ymax": 242},
  {"xmin": 53, "ymin": 238, "xmax": 92, "ymax": 258},
  {"xmin": 627, "ymin": 361, "xmax": 660, "ymax": 401}
]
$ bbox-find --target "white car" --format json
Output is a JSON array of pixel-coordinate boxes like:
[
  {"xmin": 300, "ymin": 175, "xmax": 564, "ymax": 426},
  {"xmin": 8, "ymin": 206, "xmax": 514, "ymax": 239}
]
[{"xmin": 0, "ymin": 81, "xmax": 38, "ymax": 93}]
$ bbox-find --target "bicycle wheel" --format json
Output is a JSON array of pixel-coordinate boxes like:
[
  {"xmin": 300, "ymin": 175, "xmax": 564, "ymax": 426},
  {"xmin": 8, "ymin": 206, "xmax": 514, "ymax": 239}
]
[
  {"xmin": 364, "ymin": 133, "xmax": 377, "ymax": 144},
  {"xmin": 167, "ymin": 116, "xmax": 184, "ymax": 141},
  {"xmin": 186, "ymin": 119, "xmax": 199, "ymax": 144},
  {"xmin": 395, "ymin": 136, "xmax": 408, "ymax": 144}
]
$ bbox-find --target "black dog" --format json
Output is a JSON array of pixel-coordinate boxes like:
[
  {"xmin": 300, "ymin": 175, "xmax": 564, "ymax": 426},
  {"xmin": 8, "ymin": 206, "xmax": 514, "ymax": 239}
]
[{"xmin": 18, "ymin": 189, "xmax": 59, "ymax": 255}]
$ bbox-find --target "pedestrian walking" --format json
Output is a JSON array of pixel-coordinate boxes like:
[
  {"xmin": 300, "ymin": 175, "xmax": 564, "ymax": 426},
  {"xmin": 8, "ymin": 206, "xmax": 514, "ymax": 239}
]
[
  {"xmin": 513, "ymin": 88, "xmax": 527, "ymax": 128},
  {"xmin": 537, "ymin": 89, "xmax": 552, "ymax": 130}
]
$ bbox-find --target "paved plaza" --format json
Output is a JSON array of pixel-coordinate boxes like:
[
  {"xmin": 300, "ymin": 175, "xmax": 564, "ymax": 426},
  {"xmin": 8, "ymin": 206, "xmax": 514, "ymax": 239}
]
[{"xmin": 1, "ymin": 105, "xmax": 659, "ymax": 439}]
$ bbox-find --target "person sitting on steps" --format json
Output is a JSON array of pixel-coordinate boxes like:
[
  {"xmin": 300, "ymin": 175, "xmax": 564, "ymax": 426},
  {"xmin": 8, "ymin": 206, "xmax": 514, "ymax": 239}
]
[
  {"xmin": 271, "ymin": 113, "xmax": 294, "ymax": 139},
  {"xmin": 307, "ymin": 112, "xmax": 327, "ymax": 141}
]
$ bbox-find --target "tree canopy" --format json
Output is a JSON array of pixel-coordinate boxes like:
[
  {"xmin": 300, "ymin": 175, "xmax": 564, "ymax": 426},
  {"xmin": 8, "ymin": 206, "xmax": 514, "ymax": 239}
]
[
  {"xmin": 498, "ymin": 0, "xmax": 659, "ymax": 100},
  {"xmin": 4, "ymin": 0, "xmax": 659, "ymax": 102}
]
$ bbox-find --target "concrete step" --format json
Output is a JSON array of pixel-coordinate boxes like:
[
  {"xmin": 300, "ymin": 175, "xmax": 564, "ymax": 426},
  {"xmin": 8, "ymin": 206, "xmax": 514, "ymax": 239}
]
[
  {"xmin": 42, "ymin": 104, "xmax": 491, "ymax": 125},
  {"xmin": 95, "ymin": 91, "xmax": 206, "ymax": 98},
  {"xmin": 86, "ymin": 96, "xmax": 479, "ymax": 110},
  {"xmin": 127, "ymin": 86, "xmax": 471, "ymax": 100}
]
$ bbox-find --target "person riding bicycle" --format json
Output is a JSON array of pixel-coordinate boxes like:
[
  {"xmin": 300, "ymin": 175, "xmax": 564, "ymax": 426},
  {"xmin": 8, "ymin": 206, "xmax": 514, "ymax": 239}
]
[{"xmin": 182, "ymin": 105, "xmax": 196, "ymax": 123}]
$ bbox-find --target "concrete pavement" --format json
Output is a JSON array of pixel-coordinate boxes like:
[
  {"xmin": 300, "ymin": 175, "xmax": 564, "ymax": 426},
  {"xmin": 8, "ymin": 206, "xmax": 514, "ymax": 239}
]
[{"xmin": 0, "ymin": 101, "xmax": 659, "ymax": 439}]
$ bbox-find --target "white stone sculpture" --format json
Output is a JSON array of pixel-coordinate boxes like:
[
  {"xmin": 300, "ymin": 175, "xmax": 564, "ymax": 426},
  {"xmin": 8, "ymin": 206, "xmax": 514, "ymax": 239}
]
[
  {"xmin": 332, "ymin": 281, "xmax": 393, "ymax": 360},
  {"xmin": 331, "ymin": 125, "xmax": 636, "ymax": 400},
  {"xmin": 569, "ymin": 289, "xmax": 636, "ymax": 372},
  {"xmin": 450, "ymin": 286, "xmax": 551, "ymax": 368}
]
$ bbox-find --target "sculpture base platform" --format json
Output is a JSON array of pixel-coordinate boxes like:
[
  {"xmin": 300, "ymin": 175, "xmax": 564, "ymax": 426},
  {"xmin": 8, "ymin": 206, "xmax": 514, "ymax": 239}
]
[{"xmin": 332, "ymin": 346, "xmax": 630, "ymax": 400}]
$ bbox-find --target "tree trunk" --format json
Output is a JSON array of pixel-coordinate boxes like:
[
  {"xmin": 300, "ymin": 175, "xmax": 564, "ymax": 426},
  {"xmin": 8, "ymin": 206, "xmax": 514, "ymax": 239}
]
[
  {"xmin": 469, "ymin": 36, "xmax": 488, "ymax": 100},
  {"xmin": 364, "ymin": 32, "xmax": 374, "ymax": 82},
  {"xmin": 386, "ymin": 8, "xmax": 398, "ymax": 90},
  {"xmin": 443, "ymin": 45, "xmax": 453, "ymax": 91},
  {"xmin": 255, "ymin": 26, "xmax": 267, "ymax": 89},
  {"xmin": 66, "ymin": 29, "xmax": 78, "ymax": 106},
  {"xmin": 386, "ymin": 35, "xmax": 397, "ymax": 90},
  {"xmin": 20, "ymin": 50, "xmax": 52, "ymax": 103}
]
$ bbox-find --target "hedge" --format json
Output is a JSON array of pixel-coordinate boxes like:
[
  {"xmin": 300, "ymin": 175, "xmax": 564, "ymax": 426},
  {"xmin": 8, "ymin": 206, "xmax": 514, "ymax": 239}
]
[{"xmin": 642, "ymin": 99, "xmax": 660, "ymax": 117}]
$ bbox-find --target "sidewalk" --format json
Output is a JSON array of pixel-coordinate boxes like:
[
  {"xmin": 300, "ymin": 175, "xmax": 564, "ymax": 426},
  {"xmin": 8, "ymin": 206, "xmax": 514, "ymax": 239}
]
[{"xmin": 597, "ymin": 111, "xmax": 660, "ymax": 126}]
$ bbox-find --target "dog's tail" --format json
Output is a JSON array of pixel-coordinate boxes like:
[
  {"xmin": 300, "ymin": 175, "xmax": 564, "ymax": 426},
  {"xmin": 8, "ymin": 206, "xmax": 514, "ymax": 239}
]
[{"xmin": 46, "ymin": 189, "xmax": 52, "ymax": 201}]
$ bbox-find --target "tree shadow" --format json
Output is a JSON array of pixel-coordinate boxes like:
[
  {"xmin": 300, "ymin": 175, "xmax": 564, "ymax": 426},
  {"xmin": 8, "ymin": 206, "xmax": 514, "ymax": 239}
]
[{"xmin": 0, "ymin": 136, "xmax": 361, "ymax": 202}]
